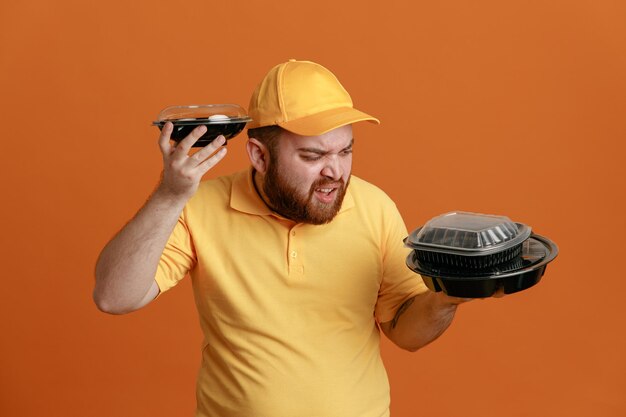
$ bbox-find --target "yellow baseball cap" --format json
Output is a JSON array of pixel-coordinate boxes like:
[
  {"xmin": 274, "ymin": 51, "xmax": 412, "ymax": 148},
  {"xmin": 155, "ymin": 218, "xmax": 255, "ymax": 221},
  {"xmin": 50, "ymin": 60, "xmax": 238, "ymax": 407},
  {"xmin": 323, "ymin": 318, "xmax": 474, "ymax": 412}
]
[{"xmin": 247, "ymin": 59, "xmax": 380, "ymax": 136}]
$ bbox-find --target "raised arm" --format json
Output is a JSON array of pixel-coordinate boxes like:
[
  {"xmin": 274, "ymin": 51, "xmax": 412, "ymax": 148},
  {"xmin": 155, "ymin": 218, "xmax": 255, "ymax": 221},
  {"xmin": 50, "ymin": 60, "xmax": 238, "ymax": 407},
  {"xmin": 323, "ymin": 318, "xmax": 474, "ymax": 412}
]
[{"xmin": 93, "ymin": 123, "xmax": 227, "ymax": 314}]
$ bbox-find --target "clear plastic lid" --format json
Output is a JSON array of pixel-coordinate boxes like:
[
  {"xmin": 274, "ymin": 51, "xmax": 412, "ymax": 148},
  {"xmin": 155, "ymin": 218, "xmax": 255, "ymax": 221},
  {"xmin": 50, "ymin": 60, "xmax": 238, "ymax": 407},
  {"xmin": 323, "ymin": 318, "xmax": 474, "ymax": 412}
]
[
  {"xmin": 405, "ymin": 211, "xmax": 532, "ymax": 256},
  {"xmin": 153, "ymin": 104, "xmax": 251, "ymax": 125}
]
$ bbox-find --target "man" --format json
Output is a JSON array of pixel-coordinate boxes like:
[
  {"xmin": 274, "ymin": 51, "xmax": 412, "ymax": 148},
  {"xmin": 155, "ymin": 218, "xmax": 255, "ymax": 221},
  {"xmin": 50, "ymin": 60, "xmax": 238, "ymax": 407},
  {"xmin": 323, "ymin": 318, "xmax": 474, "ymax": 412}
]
[{"xmin": 94, "ymin": 60, "xmax": 467, "ymax": 417}]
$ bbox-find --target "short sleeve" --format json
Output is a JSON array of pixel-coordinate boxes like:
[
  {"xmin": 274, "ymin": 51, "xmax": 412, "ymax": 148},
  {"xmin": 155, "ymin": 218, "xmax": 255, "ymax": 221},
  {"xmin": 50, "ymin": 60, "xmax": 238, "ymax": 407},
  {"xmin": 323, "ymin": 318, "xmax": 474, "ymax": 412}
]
[
  {"xmin": 374, "ymin": 205, "xmax": 428, "ymax": 323},
  {"xmin": 154, "ymin": 212, "xmax": 196, "ymax": 293}
]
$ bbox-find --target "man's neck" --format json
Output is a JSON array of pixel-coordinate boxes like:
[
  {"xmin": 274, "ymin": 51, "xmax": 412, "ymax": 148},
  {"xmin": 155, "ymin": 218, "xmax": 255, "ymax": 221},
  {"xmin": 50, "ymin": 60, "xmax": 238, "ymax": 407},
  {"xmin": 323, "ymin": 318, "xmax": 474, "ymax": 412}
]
[{"xmin": 251, "ymin": 169, "xmax": 274, "ymax": 211}]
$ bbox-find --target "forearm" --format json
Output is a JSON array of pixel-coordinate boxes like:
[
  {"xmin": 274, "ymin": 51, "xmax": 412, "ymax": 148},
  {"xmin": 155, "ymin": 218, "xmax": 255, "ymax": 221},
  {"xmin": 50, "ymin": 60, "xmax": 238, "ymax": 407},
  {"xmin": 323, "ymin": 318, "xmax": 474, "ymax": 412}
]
[
  {"xmin": 93, "ymin": 187, "xmax": 188, "ymax": 314},
  {"xmin": 380, "ymin": 291, "xmax": 462, "ymax": 352}
]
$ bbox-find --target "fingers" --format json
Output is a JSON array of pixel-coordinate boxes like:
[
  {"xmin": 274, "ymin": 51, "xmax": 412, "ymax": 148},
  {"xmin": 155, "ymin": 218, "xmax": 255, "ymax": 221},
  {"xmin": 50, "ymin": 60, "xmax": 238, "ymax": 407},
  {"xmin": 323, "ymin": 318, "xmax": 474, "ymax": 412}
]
[
  {"xmin": 447, "ymin": 295, "xmax": 474, "ymax": 305},
  {"xmin": 197, "ymin": 146, "xmax": 228, "ymax": 174},
  {"xmin": 492, "ymin": 287, "xmax": 506, "ymax": 298},
  {"xmin": 156, "ymin": 124, "xmax": 229, "ymax": 199},
  {"xmin": 187, "ymin": 135, "xmax": 228, "ymax": 176},
  {"xmin": 158, "ymin": 122, "xmax": 174, "ymax": 156},
  {"xmin": 174, "ymin": 125, "xmax": 207, "ymax": 156},
  {"xmin": 435, "ymin": 291, "xmax": 472, "ymax": 305},
  {"xmin": 160, "ymin": 124, "xmax": 225, "ymax": 162},
  {"xmin": 159, "ymin": 125, "xmax": 227, "ymax": 173},
  {"xmin": 191, "ymin": 135, "xmax": 226, "ymax": 162}
]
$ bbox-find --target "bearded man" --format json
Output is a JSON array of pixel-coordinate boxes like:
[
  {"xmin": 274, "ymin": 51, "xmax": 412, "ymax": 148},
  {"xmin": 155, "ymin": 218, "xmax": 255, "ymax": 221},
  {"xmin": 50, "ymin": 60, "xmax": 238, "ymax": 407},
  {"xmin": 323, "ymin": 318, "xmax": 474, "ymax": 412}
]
[{"xmin": 94, "ymin": 60, "xmax": 468, "ymax": 417}]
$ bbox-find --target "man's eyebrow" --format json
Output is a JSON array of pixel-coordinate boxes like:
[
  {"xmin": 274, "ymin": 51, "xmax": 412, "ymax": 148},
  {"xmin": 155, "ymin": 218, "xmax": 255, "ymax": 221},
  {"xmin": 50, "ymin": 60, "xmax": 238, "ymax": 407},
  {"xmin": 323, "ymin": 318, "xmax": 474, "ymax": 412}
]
[{"xmin": 297, "ymin": 138, "xmax": 354, "ymax": 154}]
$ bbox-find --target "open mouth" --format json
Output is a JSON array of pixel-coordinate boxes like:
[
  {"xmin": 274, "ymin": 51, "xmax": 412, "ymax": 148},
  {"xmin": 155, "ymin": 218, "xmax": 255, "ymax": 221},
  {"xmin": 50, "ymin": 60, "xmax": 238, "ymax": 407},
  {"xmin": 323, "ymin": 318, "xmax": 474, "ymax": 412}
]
[{"xmin": 313, "ymin": 184, "xmax": 340, "ymax": 203}]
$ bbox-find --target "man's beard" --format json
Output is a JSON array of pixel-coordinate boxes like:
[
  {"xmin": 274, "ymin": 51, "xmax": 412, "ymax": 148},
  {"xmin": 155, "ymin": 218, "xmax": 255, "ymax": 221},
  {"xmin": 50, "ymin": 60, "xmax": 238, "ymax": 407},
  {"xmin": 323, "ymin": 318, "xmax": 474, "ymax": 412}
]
[{"xmin": 262, "ymin": 158, "xmax": 349, "ymax": 225}]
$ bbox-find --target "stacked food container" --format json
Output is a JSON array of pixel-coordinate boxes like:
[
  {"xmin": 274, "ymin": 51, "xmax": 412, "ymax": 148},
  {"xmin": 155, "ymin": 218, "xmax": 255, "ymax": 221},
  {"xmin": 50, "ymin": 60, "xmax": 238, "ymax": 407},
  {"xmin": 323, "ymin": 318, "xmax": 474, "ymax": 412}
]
[{"xmin": 405, "ymin": 212, "xmax": 558, "ymax": 298}]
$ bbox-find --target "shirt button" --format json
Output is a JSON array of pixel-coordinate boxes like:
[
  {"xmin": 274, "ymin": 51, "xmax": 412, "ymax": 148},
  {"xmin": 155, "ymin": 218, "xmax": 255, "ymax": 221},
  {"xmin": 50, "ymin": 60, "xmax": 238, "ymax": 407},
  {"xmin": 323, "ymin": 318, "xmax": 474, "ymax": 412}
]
[
  {"xmin": 291, "ymin": 231, "xmax": 296, "ymax": 236},
  {"xmin": 290, "ymin": 251, "xmax": 298, "ymax": 258}
]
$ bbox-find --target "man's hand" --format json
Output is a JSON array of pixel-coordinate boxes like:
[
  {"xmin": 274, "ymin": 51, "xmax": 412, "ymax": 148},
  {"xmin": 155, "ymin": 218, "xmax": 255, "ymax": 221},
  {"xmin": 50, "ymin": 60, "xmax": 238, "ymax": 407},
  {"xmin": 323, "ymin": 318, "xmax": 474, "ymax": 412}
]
[
  {"xmin": 157, "ymin": 122, "xmax": 228, "ymax": 199},
  {"xmin": 438, "ymin": 285, "xmax": 507, "ymax": 305},
  {"xmin": 380, "ymin": 287, "xmax": 506, "ymax": 351},
  {"xmin": 437, "ymin": 293, "xmax": 473, "ymax": 305}
]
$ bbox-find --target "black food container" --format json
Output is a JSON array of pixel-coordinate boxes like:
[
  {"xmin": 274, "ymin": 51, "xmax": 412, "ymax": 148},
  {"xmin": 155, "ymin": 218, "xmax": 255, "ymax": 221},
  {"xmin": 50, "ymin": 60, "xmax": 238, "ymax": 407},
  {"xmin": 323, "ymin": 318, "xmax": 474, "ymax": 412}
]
[
  {"xmin": 405, "ymin": 212, "xmax": 558, "ymax": 298},
  {"xmin": 152, "ymin": 104, "xmax": 252, "ymax": 147}
]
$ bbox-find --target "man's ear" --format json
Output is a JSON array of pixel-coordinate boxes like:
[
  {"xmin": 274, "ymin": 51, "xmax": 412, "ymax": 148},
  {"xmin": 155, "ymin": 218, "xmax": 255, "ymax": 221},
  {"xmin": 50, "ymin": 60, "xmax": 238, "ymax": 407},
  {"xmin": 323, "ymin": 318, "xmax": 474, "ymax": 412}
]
[{"xmin": 247, "ymin": 138, "xmax": 269, "ymax": 174}]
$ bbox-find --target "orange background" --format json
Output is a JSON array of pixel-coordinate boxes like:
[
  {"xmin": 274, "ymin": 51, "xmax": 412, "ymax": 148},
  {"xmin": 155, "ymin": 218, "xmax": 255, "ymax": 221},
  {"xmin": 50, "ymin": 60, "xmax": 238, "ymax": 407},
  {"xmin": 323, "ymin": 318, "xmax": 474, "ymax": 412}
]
[{"xmin": 1, "ymin": 1, "xmax": 625, "ymax": 416}]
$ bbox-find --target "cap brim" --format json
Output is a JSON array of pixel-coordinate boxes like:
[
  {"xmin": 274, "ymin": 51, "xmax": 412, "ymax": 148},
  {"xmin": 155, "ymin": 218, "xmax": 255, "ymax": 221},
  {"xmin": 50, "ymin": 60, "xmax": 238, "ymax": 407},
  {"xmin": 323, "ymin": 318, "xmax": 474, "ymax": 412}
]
[{"xmin": 277, "ymin": 107, "xmax": 380, "ymax": 136}]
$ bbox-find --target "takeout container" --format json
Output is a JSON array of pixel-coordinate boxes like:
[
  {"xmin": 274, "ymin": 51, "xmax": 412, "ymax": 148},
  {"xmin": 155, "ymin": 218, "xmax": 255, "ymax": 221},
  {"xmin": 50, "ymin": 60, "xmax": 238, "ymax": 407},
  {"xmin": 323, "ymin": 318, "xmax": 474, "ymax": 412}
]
[
  {"xmin": 152, "ymin": 104, "xmax": 252, "ymax": 147},
  {"xmin": 405, "ymin": 212, "xmax": 558, "ymax": 298}
]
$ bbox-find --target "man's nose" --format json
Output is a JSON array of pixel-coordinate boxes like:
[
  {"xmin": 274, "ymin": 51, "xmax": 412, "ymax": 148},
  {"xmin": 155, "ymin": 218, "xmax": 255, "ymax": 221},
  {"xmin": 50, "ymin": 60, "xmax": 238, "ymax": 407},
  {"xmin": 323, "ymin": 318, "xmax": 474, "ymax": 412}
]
[{"xmin": 320, "ymin": 156, "xmax": 342, "ymax": 180}]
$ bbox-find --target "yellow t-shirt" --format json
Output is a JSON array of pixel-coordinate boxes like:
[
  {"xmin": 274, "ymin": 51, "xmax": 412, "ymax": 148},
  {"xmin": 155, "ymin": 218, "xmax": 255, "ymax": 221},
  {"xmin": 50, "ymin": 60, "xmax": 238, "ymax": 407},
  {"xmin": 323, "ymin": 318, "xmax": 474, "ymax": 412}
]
[{"xmin": 156, "ymin": 168, "xmax": 427, "ymax": 417}]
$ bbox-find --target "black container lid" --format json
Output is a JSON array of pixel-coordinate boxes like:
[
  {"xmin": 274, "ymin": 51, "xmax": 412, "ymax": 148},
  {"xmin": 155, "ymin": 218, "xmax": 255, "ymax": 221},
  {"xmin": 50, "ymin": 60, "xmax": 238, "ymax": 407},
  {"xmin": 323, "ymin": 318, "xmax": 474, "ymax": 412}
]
[{"xmin": 405, "ymin": 211, "xmax": 532, "ymax": 257}]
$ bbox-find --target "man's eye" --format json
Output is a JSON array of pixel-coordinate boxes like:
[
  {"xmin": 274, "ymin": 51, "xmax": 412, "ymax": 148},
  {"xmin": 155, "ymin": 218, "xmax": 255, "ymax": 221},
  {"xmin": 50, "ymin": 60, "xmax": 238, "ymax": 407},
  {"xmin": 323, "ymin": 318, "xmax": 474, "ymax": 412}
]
[
  {"xmin": 341, "ymin": 149, "xmax": 353, "ymax": 156},
  {"xmin": 301, "ymin": 155, "xmax": 321, "ymax": 161}
]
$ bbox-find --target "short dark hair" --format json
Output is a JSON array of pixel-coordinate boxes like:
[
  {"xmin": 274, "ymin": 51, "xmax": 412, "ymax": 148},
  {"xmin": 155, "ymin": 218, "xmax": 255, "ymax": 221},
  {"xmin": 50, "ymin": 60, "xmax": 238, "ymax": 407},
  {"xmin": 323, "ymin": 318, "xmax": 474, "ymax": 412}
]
[{"xmin": 247, "ymin": 125, "xmax": 286, "ymax": 154}]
